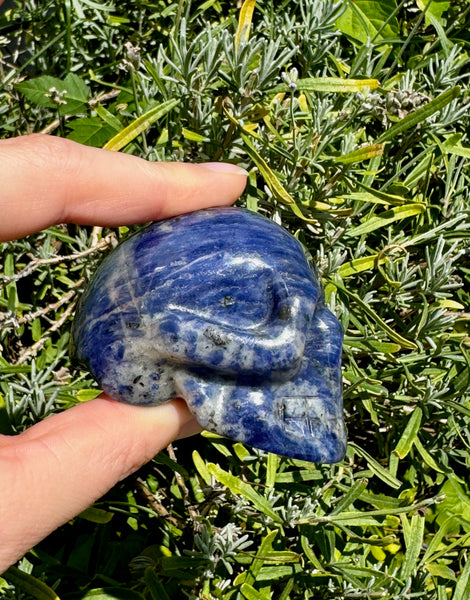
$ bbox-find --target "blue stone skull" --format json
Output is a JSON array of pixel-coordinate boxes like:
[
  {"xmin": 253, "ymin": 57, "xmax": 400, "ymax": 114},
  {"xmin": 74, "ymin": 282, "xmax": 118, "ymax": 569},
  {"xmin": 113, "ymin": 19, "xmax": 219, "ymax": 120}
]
[{"xmin": 72, "ymin": 207, "xmax": 346, "ymax": 463}]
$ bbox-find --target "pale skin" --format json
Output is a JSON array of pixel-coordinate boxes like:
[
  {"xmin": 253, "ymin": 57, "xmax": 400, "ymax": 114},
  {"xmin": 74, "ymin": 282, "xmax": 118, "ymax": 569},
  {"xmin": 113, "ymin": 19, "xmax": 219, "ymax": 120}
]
[{"xmin": 0, "ymin": 134, "xmax": 247, "ymax": 572}]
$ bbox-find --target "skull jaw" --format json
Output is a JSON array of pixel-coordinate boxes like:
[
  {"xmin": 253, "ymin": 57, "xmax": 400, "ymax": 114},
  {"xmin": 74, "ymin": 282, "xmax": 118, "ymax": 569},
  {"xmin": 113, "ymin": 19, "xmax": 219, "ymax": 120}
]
[{"xmin": 176, "ymin": 348, "xmax": 346, "ymax": 465}]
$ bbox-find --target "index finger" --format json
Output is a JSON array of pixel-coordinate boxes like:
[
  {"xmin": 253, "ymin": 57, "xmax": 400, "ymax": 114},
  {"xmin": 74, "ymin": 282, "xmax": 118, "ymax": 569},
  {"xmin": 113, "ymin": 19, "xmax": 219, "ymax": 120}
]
[{"xmin": 0, "ymin": 135, "xmax": 248, "ymax": 241}]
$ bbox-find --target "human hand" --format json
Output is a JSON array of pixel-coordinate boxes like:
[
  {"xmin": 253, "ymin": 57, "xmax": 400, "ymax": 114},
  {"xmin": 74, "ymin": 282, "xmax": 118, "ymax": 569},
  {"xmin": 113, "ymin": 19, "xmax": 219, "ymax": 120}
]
[{"xmin": 0, "ymin": 134, "xmax": 247, "ymax": 572}]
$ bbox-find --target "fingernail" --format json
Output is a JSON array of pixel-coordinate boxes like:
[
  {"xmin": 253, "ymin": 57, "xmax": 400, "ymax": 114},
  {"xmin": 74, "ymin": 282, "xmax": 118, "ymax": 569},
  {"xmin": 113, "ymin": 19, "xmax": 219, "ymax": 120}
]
[{"xmin": 199, "ymin": 162, "xmax": 249, "ymax": 176}]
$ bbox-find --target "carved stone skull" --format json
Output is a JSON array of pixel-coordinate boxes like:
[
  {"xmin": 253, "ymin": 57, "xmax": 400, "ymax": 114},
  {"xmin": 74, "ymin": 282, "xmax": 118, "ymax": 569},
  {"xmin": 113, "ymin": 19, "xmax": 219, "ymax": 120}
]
[{"xmin": 72, "ymin": 207, "xmax": 346, "ymax": 463}]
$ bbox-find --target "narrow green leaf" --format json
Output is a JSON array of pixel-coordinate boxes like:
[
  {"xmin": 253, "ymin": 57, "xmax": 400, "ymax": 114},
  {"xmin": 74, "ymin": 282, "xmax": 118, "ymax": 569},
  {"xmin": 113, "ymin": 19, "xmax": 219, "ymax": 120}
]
[
  {"xmin": 272, "ymin": 76, "xmax": 380, "ymax": 94},
  {"xmin": 414, "ymin": 437, "xmax": 446, "ymax": 473},
  {"xmin": 182, "ymin": 128, "xmax": 209, "ymax": 142},
  {"xmin": 376, "ymin": 86, "xmax": 461, "ymax": 143},
  {"xmin": 349, "ymin": 442, "xmax": 402, "ymax": 489},
  {"xmin": 266, "ymin": 452, "xmax": 280, "ymax": 488},
  {"xmin": 94, "ymin": 104, "xmax": 123, "ymax": 131},
  {"xmin": 354, "ymin": 181, "xmax": 409, "ymax": 205},
  {"xmin": 337, "ymin": 253, "xmax": 386, "ymax": 277},
  {"xmin": 333, "ymin": 279, "xmax": 417, "ymax": 349},
  {"xmin": 207, "ymin": 464, "xmax": 281, "ymax": 522},
  {"xmin": 393, "ymin": 407, "xmax": 423, "ymax": 459},
  {"xmin": 345, "ymin": 203, "xmax": 425, "ymax": 237},
  {"xmin": 3, "ymin": 567, "xmax": 61, "ymax": 600},
  {"xmin": 239, "ymin": 530, "xmax": 278, "ymax": 586},
  {"xmin": 275, "ymin": 469, "xmax": 323, "ymax": 484},
  {"xmin": 344, "ymin": 338, "xmax": 401, "ymax": 353},
  {"xmin": 453, "ymin": 556, "xmax": 470, "ymax": 599},
  {"xmin": 442, "ymin": 134, "xmax": 470, "ymax": 159},
  {"xmin": 334, "ymin": 144, "xmax": 384, "ymax": 164},
  {"xmin": 330, "ymin": 478, "xmax": 368, "ymax": 515},
  {"xmin": 103, "ymin": 98, "xmax": 179, "ymax": 151},
  {"xmin": 400, "ymin": 514, "xmax": 425, "ymax": 581},
  {"xmin": 240, "ymin": 583, "xmax": 266, "ymax": 600},
  {"xmin": 192, "ymin": 450, "xmax": 211, "ymax": 486},
  {"xmin": 241, "ymin": 133, "xmax": 294, "ymax": 205}
]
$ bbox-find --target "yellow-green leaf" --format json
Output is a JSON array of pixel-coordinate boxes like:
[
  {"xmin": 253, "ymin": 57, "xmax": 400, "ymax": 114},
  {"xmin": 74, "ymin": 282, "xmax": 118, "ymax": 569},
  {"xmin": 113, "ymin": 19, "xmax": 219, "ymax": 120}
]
[
  {"xmin": 182, "ymin": 128, "xmax": 209, "ymax": 142},
  {"xmin": 193, "ymin": 450, "xmax": 212, "ymax": 486},
  {"xmin": 337, "ymin": 253, "xmax": 387, "ymax": 277},
  {"xmin": 78, "ymin": 506, "xmax": 114, "ymax": 524},
  {"xmin": 271, "ymin": 77, "xmax": 380, "ymax": 94},
  {"xmin": 345, "ymin": 203, "xmax": 425, "ymax": 238},
  {"xmin": 241, "ymin": 133, "xmax": 294, "ymax": 205},
  {"xmin": 208, "ymin": 463, "xmax": 282, "ymax": 522},
  {"xmin": 236, "ymin": 0, "xmax": 256, "ymax": 48},
  {"xmin": 103, "ymin": 98, "xmax": 179, "ymax": 151},
  {"xmin": 334, "ymin": 143, "xmax": 384, "ymax": 164}
]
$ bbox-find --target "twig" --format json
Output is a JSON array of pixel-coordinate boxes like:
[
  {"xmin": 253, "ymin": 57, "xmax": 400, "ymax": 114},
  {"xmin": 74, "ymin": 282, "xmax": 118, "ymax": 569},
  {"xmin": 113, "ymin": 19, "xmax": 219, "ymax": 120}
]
[
  {"xmin": 15, "ymin": 302, "xmax": 75, "ymax": 365},
  {"xmin": 0, "ymin": 235, "xmax": 113, "ymax": 284}
]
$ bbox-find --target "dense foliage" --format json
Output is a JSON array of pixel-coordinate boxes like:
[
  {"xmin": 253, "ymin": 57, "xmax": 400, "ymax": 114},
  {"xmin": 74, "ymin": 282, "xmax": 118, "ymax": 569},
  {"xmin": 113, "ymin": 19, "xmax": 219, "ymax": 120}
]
[{"xmin": 1, "ymin": 0, "xmax": 470, "ymax": 598}]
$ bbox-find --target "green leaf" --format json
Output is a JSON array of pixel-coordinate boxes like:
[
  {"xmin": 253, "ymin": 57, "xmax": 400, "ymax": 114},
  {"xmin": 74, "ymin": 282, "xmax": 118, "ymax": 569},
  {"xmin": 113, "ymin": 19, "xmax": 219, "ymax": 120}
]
[
  {"xmin": 103, "ymin": 98, "xmax": 180, "ymax": 151},
  {"xmin": 15, "ymin": 73, "xmax": 90, "ymax": 115},
  {"xmin": 442, "ymin": 133, "xmax": 470, "ymax": 159},
  {"xmin": 332, "ymin": 278, "xmax": 417, "ymax": 349},
  {"xmin": 240, "ymin": 583, "xmax": 266, "ymax": 600},
  {"xmin": 15, "ymin": 75, "xmax": 66, "ymax": 107},
  {"xmin": 345, "ymin": 203, "xmax": 425, "ymax": 237},
  {"xmin": 435, "ymin": 479, "xmax": 470, "ymax": 529},
  {"xmin": 335, "ymin": 0, "xmax": 400, "ymax": 43},
  {"xmin": 272, "ymin": 76, "xmax": 380, "ymax": 94},
  {"xmin": 207, "ymin": 464, "xmax": 282, "ymax": 522},
  {"xmin": 453, "ymin": 557, "xmax": 470, "ymax": 599},
  {"xmin": 348, "ymin": 442, "xmax": 402, "ymax": 489},
  {"xmin": 241, "ymin": 133, "xmax": 294, "ymax": 205},
  {"xmin": 144, "ymin": 568, "xmax": 171, "ymax": 600},
  {"xmin": 266, "ymin": 453, "xmax": 280, "ymax": 488},
  {"xmin": 330, "ymin": 478, "xmax": 368, "ymax": 515},
  {"xmin": 393, "ymin": 407, "xmax": 423, "ymax": 459},
  {"xmin": 192, "ymin": 450, "xmax": 212, "ymax": 486},
  {"xmin": 3, "ymin": 567, "xmax": 61, "ymax": 600},
  {"xmin": 337, "ymin": 253, "xmax": 386, "ymax": 277},
  {"xmin": 333, "ymin": 143, "xmax": 384, "ymax": 164},
  {"xmin": 400, "ymin": 514, "xmax": 425, "ymax": 581},
  {"xmin": 59, "ymin": 73, "xmax": 91, "ymax": 115},
  {"xmin": 78, "ymin": 506, "xmax": 114, "ymax": 524},
  {"xmin": 67, "ymin": 117, "xmax": 116, "ymax": 147},
  {"xmin": 376, "ymin": 86, "xmax": 461, "ymax": 143},
  {"xmin": 425, "ymin": 563, "xmax": 456, "ymax": 580}
]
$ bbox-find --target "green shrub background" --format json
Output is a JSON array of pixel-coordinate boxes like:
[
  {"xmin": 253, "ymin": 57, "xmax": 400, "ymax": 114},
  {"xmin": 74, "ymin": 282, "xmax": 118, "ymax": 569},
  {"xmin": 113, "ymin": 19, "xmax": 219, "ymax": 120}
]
[{"xmin": 1, "ymin": 0, "xmax": 470, "ymax": 598}]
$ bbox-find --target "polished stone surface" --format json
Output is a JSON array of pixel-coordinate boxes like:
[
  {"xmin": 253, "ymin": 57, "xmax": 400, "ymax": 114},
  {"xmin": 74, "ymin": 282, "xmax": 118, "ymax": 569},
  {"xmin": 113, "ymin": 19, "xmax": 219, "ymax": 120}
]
[{"xmin": 72, "ymin": 207, "xmax": 346, "ymax": 463}]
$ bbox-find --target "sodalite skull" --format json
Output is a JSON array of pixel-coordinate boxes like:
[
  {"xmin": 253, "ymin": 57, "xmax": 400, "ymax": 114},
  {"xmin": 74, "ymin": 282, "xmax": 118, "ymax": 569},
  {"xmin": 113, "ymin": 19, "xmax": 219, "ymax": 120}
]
[{"xmin": 72, "ymin": 207, "xmax": 346, "ymax": 463}]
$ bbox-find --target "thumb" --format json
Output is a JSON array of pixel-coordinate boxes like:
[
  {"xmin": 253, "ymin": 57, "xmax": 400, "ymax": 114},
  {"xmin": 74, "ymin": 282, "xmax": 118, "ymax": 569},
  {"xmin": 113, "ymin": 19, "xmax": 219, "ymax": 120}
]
[{"xmin": 0, "ymin": 396, "xmax": 196, "ymax": 572}]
